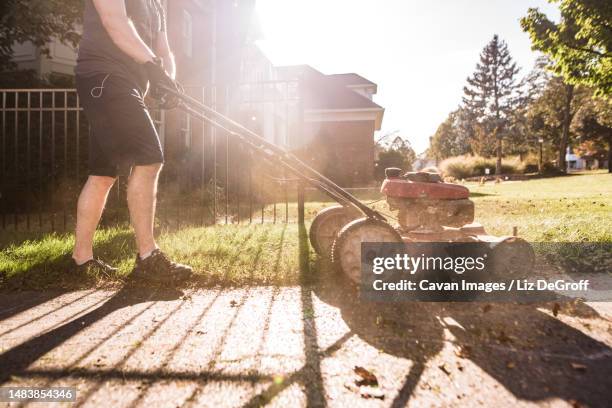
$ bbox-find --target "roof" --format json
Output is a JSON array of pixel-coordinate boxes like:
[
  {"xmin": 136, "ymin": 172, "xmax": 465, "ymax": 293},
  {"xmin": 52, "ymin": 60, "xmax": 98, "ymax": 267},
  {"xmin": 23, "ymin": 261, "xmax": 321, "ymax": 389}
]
[
  {"xmin": 302, "ymin": 77, "xmax": 382, "ymax": 110},
  {"xmin": 327, "ymin": 73, "xmax": 376, "ymax": 88},
  {"xmin": 275, "ymin": 65, "xmax": 382, "ymax": 111},
  {"xmin": 275, "ymin": 65, "xmax": 324, "ymax": 80}
]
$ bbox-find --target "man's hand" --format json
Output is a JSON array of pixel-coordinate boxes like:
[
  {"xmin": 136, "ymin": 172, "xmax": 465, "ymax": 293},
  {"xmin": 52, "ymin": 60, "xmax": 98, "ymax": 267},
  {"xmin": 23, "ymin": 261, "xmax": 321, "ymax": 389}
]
[{"xmin": 145, "ymin": 58, "xmax": 182, "ymax": 109}]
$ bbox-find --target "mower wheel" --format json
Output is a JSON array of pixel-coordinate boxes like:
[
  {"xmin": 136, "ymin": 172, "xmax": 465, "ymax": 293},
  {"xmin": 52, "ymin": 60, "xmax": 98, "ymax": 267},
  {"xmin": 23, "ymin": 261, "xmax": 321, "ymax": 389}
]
[
  {"xmin": 332, "ymin": 217, "xmax": 403, "ymax": 284},
  {"xmin": 309, "ymin": 205, "xmax": 359, "ymax": 258},
  {"xmin": 488, "ymin": 237, "xmax": 535, "ymax": 279}
]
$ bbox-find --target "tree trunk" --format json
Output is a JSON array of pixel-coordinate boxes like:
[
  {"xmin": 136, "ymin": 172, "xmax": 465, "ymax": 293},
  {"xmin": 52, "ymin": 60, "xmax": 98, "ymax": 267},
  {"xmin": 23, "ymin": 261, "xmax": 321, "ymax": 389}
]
[
  {"xmin": 558, "ymin": 84, "xmax": 574, "ymax": 172},
  {"xmin": 496, "ymin": 135, "xmax": 502, "ymax": 175}
]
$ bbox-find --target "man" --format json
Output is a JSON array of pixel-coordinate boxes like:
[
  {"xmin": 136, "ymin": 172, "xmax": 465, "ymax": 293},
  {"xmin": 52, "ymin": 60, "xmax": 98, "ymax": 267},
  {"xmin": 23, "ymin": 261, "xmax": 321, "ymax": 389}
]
[{"xmin": 72, "ymin": 0, "xmax": 192, "ymax": 282}]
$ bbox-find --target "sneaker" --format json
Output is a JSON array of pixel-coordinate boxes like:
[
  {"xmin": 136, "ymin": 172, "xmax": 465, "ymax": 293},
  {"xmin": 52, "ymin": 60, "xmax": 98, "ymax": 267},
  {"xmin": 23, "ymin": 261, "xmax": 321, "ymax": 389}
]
[
  {"xmin": 131, "ymin": 249, "xmax": 193, "ymax": 283},
  {"xmin": 75, "ymin": 258, "xmax": 118, "ymax": 279}
]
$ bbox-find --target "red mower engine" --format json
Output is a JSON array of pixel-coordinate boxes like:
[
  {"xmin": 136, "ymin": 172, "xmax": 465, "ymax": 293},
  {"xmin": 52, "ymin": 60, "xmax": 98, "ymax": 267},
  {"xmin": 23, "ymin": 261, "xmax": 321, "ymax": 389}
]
[
  {"xmin": 381, "ymin": 168, "xmax": 474, "ymax": 233},
  {"xmin": 375, "ymin": 167, "xmax": 535, "ymax": 283}
]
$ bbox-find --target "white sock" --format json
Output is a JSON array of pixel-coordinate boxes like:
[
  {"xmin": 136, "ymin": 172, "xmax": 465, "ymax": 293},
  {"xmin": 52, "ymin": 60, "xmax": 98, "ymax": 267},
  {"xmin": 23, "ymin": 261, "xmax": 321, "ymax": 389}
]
[
  {"xmin": 74, "ymin": 257, "xmax": 93, "ymax": 266},
  {"xmin": 139, "ymin": 248, "xmax": 157, "ymax": 260}
]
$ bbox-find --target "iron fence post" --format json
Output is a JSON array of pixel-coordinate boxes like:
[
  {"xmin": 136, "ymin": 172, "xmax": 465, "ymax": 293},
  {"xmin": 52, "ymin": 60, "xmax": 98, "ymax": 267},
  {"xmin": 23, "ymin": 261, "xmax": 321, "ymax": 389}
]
[{"xmin": 298, "ymin": 180, "xmax": 305, "ymax": 225}]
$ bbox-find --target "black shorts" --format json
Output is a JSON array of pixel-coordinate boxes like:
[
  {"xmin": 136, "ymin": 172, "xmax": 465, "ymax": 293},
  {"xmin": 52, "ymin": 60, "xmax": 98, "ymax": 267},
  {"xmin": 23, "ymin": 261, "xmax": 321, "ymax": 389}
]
[{"xmin": 76, "ymin": 73, "xmax": 164, "ymax": 177}]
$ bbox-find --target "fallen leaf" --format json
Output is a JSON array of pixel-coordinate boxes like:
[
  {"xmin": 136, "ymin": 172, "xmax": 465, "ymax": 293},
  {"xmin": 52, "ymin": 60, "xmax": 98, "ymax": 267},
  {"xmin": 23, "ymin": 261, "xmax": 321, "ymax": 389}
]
[
  {"xmin": 438, "ymin": 364, "xmax": 451, "ymax": 376},
  {"xmin": 344, "ymin": 382, "xmax": 358, "ymax": 392},
  {"xmin": 455, "ymin": 345, "xmax": 472, "ymax": 359},
  {"xmin": 359, "ymin": 386, "xmax": 385, "ymax": 400},
  {"xmin": 230, "ymin": 300, "xmax": 237, "ymax": 307},
  {"xmin": 506, "ymin": 361, "xmax": 515, "ymax": 369},
  {"xmin": 552, "ymin": 303, "xmax": 560, "ymax": 317},
  {"xmin": 497, "ymin": 330, "xmax": 513, "ymax": 343},
  {"xmin": 354, "ymin": 366, "xmax": 378, "ymax": 386},
  {"xmin": 570, "ymin": 362, "xmax": 587, "ymax": 372}
]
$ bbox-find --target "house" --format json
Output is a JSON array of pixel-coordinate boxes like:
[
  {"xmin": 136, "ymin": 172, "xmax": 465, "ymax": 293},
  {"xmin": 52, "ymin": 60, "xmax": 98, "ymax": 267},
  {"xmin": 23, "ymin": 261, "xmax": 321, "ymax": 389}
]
[
  {"xmin": 565, "ymin": 146, "xmax": 607, "ymax": 172},
  {"xmin": 276, "ymin": 65, "xmax": 384, "ymax": 186},
  {"xmin": 8, "ymin": 0, "xmax": 384, "ymax": 186},
  {"xmin": 10, "ymin": 38, "xmax": 77, "ymax": 84}
]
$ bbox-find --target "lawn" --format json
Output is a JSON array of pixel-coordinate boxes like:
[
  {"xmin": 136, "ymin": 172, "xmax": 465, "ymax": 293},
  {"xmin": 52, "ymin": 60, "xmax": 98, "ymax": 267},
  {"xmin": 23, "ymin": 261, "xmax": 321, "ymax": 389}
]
[
  {"xmin": 465, "ymin": 171, "xmax": 612, "ymax": 242},
  {"xmin": 0, "ymin": 171, "xmax": 610, "ymax": 289},
  {"xmin": 0, "ymin": 224, "xmax": 311, "ymax": 290}
]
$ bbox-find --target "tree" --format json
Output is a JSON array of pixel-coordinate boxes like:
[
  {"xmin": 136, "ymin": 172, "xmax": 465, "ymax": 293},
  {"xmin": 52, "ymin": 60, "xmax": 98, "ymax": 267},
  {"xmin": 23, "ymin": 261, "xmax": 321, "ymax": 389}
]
[
  {"xmin": 0, "ymin": 0, "xmax": 82, "ymax": 72},
  {"xmin": 462, "ymin": 34, "xmax": 521, "ymax": 174},
  {"xmin": 501, "ymin": 60, "xmax": 545, "ymax": 159},
  {"xmin": 526, "ymin": 77, "xmax": 590, "ymax": 170},
  {"xmin": 374, "ymin": 137, "xmax": 416, "ymax": 180},
  {"xmin": 429, "ymin": 109, "xmax": 472, "ymax": 161},
  {"xmin": 521, "ymin": 0, "xmax": 612, "ymax": 96},
  {"xmin": 573, "ymin": 94, "xmax": 612, "ymax": 172}
]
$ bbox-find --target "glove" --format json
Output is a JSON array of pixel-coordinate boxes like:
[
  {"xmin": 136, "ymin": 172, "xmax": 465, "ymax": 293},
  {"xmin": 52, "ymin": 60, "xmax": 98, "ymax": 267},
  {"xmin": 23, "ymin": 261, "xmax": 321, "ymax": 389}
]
[
  {"xmin": 150, "ymin": 80, "xmax": 184, "ymax": 110},
  {"xmin": 144, "ymin": 57, "xmax": 182, "ymax": 109}
]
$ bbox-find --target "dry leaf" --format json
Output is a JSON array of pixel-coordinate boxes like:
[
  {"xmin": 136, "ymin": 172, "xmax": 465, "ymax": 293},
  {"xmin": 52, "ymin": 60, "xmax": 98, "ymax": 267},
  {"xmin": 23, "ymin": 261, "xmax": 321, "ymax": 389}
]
[
  {"xmin": 569, "ymin": 399, "xmax": 586, "ymax": 408},
  {"xmin": 344, "ymin": 382, "xmax": 358, "ymax": 392},
  {"xmin": 506, "ymin": 361, "xmax": 515, "ymax": 369},
  {"xmin": 552, "ymin": 303, "xmax": 561, "ymax": 317},
  {"xmin": 570, "ymin": 362, "xmax": 587, "ymax": 372},
  {"xmin": 455, "ymin": 345, "xmax": 472, "ymax": 359},
  {"xmin": 359, "ymin": 386, "xmax": 385, "ymax": 400},
  {"xmin": 354, "ymin": 366, "xmax": 378, "ymax": 386},
  {"xmin": 497, "ymin": 330, "xmax": 513, "ymax": 343},
  {"xmin": 438, "ymin": 364, "xmax": 451, "ymax": 376}
]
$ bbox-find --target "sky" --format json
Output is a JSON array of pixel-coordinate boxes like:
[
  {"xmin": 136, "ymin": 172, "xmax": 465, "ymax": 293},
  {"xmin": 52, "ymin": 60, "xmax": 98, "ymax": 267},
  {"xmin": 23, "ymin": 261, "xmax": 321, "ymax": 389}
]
[{"xmin": 255, "ymin": 0, "xmax": 560, "ymax": 154}]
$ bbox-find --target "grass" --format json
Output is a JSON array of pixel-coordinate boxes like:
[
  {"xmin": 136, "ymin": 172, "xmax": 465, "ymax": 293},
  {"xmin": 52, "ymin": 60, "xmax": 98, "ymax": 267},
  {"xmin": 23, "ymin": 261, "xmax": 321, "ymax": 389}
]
[
  {"xmin": 439, "ymin": 154, "xmax": 527, "ymax": 179},
  {"xmin": 0, "ymin": 224, "xmax": 310, "ymax": 290},
  {"xmin": 465, "ymin": 170, "xmax": 611, "ymax": 242},
  {"xmin": 0, "ymin": 171, "xmax": 610, "ymax": 289}
]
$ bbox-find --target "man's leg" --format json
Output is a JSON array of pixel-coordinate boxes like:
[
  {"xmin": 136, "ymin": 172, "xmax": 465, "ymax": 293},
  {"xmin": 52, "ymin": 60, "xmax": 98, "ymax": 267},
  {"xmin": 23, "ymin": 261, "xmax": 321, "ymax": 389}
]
[
  {"xmin": 73, "ymin": 175, "xmax": 116, "ymax": 264},
  {"xmin": 127, "ymin": 163, "xmax": 162, "ymax": 257},
  {"xmin": 127, "ymin": 162, "xmax": 192, "ymax": 281}
]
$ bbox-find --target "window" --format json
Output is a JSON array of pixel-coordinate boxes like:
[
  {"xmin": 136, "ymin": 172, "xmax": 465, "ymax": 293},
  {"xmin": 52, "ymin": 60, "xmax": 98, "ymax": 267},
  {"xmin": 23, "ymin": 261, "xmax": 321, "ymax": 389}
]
[
  {"xmin": 181, "ymin": 111, "xmax": 192, "ymax": 149},
  {"xmin": 182, "ymin": 10, "xmax": 192, "ymax": 57}
]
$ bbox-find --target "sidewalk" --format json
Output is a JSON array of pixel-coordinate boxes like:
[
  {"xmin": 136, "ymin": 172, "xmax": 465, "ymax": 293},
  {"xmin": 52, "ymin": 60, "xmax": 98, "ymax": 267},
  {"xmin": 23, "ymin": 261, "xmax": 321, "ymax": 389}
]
[{"xmin": 0, "ymin": 280, "xmax": 611, "ymax": 407}]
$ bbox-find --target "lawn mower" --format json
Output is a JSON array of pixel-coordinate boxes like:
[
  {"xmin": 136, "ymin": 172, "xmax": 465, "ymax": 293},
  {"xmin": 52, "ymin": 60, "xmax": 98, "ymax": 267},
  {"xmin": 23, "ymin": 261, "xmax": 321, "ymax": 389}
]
[{"xmin": 164, "ymin": 86, "xmax": 535, "ymax": 284}]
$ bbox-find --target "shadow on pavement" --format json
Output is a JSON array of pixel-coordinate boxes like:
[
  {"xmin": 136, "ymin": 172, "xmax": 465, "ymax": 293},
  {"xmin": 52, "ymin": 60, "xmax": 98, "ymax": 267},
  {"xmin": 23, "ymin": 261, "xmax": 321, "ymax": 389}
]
[
  {"xmin": 1, "ymin": 221, "xmax": 610, "ymax": 407},
  {"xmin": 313, "ymin": 261, "xmax": 612, "ymax": 408},
  {"xmin": 0, "ymin": 290, "xmax": 69, "ymax": 322},
  {"xmin": 242, "ymin": 223, "xmax": 328, "ymax": 407},
  {"xmin": 0, "ymin": 283, "xmax": 184, "ymax": 383}
]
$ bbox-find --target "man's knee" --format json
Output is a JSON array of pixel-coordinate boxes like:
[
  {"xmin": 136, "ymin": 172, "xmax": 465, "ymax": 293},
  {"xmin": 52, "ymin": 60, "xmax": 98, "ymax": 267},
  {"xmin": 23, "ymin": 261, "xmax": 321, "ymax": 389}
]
[
  {"xmin": 135, "ymin": 162, "xmax": 163, "ymax": 174},
  {"xmin": 129, "ymin": 162, "xmax": 163, "ymax": 182},
  {"xmin": 87, "ymin": 175, "xmax": 116, "ymax": 190}
]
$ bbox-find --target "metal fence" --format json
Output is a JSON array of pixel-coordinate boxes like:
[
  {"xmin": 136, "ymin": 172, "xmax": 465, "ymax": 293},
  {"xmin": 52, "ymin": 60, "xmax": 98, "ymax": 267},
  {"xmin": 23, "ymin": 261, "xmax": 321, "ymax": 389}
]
[{"xmin": 0, "ymin": 81, "xmax": 305, "ymax": 233}]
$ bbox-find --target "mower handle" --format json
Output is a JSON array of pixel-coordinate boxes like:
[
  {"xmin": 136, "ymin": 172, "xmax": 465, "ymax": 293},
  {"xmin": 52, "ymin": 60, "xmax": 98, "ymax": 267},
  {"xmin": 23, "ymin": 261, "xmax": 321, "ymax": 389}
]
[{"xmin": 158, "ymin": 84, "xmax": 386, "ymax": 221}]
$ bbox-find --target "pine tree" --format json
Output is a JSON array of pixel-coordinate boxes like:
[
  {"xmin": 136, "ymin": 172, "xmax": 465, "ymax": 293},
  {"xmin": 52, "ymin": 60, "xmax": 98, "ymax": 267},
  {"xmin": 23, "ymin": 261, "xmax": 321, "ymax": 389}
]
[{"xmin": 462, "ymin": 35, "xmax": 521, "ymax": 174}]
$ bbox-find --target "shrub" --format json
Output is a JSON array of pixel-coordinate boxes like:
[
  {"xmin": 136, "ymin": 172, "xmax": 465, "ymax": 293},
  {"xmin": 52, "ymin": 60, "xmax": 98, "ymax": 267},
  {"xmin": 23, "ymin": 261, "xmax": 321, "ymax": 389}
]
[{"xmin": 439, "ymin": 155, "xmax": 526, "ymax": 178}]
